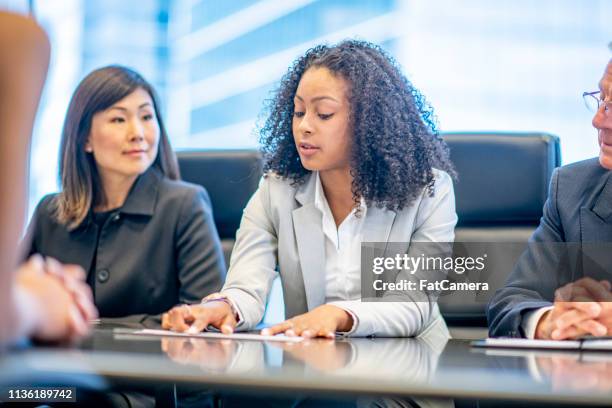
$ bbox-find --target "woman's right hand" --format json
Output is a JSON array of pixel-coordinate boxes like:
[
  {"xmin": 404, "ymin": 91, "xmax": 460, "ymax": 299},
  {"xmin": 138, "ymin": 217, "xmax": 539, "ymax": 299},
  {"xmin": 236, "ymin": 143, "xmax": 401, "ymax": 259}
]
[{"xmin": 162, "ymin": 300, "xmax": 237, "ymax": 334}]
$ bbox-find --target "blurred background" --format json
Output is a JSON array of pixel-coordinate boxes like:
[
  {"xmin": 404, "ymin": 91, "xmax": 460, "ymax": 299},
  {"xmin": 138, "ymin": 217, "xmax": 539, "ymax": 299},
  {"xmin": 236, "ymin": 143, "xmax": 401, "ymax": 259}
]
[{"xmin": 2, "ymin": 0, "xmax": 612, "ymax": 218}]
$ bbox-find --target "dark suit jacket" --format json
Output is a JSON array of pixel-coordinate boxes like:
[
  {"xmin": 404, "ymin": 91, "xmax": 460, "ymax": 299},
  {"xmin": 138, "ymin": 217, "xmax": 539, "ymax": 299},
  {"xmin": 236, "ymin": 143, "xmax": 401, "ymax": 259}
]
[
  {"xmin": 487, "ymin": 158, "xmax": 612, "ymax": 337},
  {"xmin": 26, "ymin": 168, "xmax": 226, "ymax": 325}
]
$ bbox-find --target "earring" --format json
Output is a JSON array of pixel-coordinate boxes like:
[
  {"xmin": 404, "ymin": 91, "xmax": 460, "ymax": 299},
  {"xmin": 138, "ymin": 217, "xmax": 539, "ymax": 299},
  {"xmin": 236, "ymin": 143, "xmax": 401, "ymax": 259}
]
[{"xmin": 85, "ymin": 147, "xmax": 93, "ymax": 153}]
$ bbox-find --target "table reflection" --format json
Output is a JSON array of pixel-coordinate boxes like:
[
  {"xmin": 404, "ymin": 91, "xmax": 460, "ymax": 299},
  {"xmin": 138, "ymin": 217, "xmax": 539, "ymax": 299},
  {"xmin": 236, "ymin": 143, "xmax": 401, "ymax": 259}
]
[
  {"xmin": 477, "ymin": 346, "xmax": 612, "ymax": 396},
  {"xmin": 534, "ymin": 352, "xmax": 612, "ymax": 392},
  {"xmin": 161, "ymin": 337, "xmax": 238, "ymax": 371},
  {"xmin": 9, "ymin": 325, "xmax": 612, "ymax": 406},
  {"xmin": 160, "ymin": 336, "xmax": 262, "ymax": 374},
  {"xmin": 158, "ymin": 330, "xmax": 452, "ymax": 408},
  {"xmin": 158, "ymin": 328, "xmax": 448, "ymax": 382}
]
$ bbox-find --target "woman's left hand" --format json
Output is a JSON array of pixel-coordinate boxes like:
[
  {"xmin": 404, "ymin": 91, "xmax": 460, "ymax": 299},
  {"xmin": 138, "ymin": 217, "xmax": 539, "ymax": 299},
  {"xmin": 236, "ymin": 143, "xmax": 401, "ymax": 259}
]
[{"xmin": 261, "ymin": 304, "xmax": 353, "ymax": 339}]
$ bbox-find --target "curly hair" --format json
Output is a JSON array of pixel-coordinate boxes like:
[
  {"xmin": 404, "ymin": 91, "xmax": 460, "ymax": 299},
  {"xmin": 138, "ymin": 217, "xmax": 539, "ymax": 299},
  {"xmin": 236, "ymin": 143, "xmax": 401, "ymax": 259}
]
[{"xmin": 259, "ymin": 40, "xmax": 455, "ymax": 212}]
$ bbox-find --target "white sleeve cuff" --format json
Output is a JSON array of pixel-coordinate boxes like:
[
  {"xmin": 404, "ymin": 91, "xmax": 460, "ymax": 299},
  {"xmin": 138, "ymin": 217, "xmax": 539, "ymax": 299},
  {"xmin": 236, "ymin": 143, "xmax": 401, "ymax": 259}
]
[
  {"xmin": 522, "ymin": 306, "xmax": 553, "ymax": 339},
  {"xmin": 330, "ymin": 305, "xmax": 359, "ymax": 337},
  {"xmin": 327, "ymin": 300, "xmax": 375, "ymax": 337}
]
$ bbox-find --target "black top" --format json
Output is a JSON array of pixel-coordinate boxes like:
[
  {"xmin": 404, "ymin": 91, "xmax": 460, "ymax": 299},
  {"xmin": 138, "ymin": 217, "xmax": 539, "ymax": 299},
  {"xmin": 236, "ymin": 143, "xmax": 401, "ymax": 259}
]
[
  {"xmin": 25, "ymin": 167, "xmax": 226, "ymax": 325},
  {"xmin": 88, "ymin": 210, "xmax": 114, "ymax": 299}
]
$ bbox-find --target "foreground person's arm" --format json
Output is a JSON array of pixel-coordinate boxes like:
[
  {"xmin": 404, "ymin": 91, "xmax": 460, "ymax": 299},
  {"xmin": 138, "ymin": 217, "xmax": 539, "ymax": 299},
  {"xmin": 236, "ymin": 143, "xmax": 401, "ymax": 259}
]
[{"xmin": 0, "ymin": 12, "xmax": 96, "ymax": 345}]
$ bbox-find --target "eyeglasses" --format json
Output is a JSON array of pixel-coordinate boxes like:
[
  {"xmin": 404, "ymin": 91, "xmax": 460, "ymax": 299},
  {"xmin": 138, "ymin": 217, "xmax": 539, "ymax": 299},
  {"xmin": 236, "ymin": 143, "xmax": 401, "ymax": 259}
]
[{"xmin": 583, "ymin": 91, "xmax": 611, "ymax": 115}]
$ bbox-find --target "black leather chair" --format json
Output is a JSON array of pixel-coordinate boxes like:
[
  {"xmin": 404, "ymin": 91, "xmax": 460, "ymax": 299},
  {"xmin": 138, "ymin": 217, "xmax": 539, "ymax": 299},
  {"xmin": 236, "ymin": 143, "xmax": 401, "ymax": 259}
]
[
  {"xmin": 176, "ymin": 150, "xmax": 263, "ymax": 266},
  {"xmin": 444, "ymin": 132, "xmax": 561, "ymax": 242},
  {"xmin": 440, "ymin": 132, "xmax": 561, "ymax": 332}
]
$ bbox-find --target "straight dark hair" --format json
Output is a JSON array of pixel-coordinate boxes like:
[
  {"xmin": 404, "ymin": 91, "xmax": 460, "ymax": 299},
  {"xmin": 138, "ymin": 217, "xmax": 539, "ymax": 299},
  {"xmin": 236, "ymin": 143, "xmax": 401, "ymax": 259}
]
[{"xmin": 54, "ymin": 65, "xmax": 179, "ymax": 230}]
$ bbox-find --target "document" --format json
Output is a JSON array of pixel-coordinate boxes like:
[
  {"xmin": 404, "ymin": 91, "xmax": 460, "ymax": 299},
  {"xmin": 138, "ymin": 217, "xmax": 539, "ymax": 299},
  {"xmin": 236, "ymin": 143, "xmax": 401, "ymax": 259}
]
[
  {"xmin": 472, "ymin": 337, "xmax": 612, "ymax": 351},
  {"xmin": 127, "ymin": 328, "xmax": 304, "ymax": 343}
]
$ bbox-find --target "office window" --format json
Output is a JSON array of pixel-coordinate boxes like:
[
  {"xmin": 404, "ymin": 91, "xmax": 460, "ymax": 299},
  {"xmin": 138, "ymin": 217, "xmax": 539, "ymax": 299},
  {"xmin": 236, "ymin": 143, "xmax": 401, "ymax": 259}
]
[{"xmin": 28, "ymin": 0, "xmax": 611, "ymax": 211}]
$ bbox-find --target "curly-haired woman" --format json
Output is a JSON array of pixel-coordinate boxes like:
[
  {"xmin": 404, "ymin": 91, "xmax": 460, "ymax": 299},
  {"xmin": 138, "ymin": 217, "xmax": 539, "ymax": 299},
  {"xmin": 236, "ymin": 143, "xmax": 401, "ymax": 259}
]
[{"xmin": 163, "ymin": 40, "xmax": 457, "ymax": 338}]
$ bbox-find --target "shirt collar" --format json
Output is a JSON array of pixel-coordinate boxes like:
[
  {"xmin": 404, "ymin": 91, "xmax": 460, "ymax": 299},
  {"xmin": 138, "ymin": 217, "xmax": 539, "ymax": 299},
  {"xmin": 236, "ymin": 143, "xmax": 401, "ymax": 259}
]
[
  {"xmin": 313, "ymin": 171, "xmax": 367, "ymax": 218},
  {"xmin": 314, "ymin": 171, "xmax": 326, "ymax": 214},
  {"xmin": 117, "ymin": 166, "xmax": 161, "ymax": 216}
]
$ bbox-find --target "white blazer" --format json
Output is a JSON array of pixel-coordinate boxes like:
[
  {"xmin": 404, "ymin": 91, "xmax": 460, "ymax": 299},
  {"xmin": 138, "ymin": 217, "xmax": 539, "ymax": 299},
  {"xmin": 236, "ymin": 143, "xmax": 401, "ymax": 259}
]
[{"xmin": 221, "ymin": 169, "xmax": 457, "ymax": 337}]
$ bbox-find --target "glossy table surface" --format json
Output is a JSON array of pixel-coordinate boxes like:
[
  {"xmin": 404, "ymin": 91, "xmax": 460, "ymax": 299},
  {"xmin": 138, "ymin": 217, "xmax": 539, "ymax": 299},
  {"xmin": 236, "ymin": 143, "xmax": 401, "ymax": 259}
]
[{"xmin": 1, "ymin": 322, "xmax": 612, "ymax": 406}]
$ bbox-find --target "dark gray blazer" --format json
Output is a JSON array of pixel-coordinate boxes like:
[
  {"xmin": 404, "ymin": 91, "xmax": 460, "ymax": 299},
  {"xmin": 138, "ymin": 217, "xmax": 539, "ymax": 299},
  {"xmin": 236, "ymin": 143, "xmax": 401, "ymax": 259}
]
[
  {"xmin": 25, "ymin": 168, "xmax": 226, "ymax": 325},
  {"xmin": 488, "ymin": 158, "xmax": 612, "ymax": 337}
]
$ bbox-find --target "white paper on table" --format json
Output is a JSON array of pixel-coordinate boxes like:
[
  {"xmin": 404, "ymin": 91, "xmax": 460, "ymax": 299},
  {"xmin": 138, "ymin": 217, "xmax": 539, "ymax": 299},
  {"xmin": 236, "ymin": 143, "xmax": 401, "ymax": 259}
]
[
  {"xmin": 129, "ymin": 328, "xmax": 304, "ymax": 343},
  {"xmin": 472, "ymin": 338, "xmax": 581, "ymax": 350},
  {"xmin": 473, "ymin": 337, "xmax": 612, "ymax": 352}
]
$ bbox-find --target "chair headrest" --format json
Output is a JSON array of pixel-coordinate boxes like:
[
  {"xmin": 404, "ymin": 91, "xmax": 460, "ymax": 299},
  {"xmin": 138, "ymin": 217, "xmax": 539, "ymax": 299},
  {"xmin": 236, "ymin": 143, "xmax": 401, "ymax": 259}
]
[
  {"xmin": 177, "ymin": 150, "xmax": 263, "ymax": 239},
  {"xmin": 443, "ymin": 132, "xmax": 561, "ymax": 225}
]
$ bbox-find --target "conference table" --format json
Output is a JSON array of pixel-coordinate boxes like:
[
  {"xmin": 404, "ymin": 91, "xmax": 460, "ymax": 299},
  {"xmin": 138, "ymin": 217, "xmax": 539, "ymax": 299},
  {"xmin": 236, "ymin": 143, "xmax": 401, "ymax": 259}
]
[{"xmin": 1, "ymin": 321, "xmax": 611, "ymax": 407}]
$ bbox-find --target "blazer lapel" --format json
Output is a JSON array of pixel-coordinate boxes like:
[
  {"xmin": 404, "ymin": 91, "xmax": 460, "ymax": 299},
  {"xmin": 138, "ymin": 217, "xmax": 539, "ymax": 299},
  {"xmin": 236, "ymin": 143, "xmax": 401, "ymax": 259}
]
[
  {"xmin": 360, "ymin": 207, "xmax": 396, "ymax": 300},
  {"xmin": 362, "ymin": 207, "xmax": 397, "ymax": 254},
  {"xmin": 580, "ymin": 172, "xmax": 612, "ymax": 281},
  {"xmin": 580, "ymin": 172, "xmax": 612, "ymax": 242},
  {"xmin": 293, "ymin": 175, "xmax": 326, "ymax": 311}
]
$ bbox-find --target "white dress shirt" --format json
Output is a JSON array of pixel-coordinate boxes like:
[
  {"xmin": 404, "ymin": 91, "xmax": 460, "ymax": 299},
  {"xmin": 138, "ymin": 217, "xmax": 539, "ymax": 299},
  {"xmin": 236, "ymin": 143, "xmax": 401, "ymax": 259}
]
[{"xmin": 314, "ymin": 172, "xmax": 365, "ymax": 304}]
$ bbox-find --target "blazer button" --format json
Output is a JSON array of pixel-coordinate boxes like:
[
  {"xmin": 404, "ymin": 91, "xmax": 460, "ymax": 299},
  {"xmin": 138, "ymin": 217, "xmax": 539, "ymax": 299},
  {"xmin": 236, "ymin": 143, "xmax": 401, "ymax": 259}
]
[
  {"xmin": 112, "ymin": 213, "xmax": 121, "ymax": 222},
  {"xmin": 97, "ymin": 269, "xmax": 110, "ymax": 283}
]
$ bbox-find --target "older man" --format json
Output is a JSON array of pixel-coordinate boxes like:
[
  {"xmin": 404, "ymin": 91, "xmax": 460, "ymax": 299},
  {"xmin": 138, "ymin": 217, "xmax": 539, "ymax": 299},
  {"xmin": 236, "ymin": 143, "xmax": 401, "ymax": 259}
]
[{"xmin": 488, "ymin": 58, "xmax": 612, "ymax": 340}]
